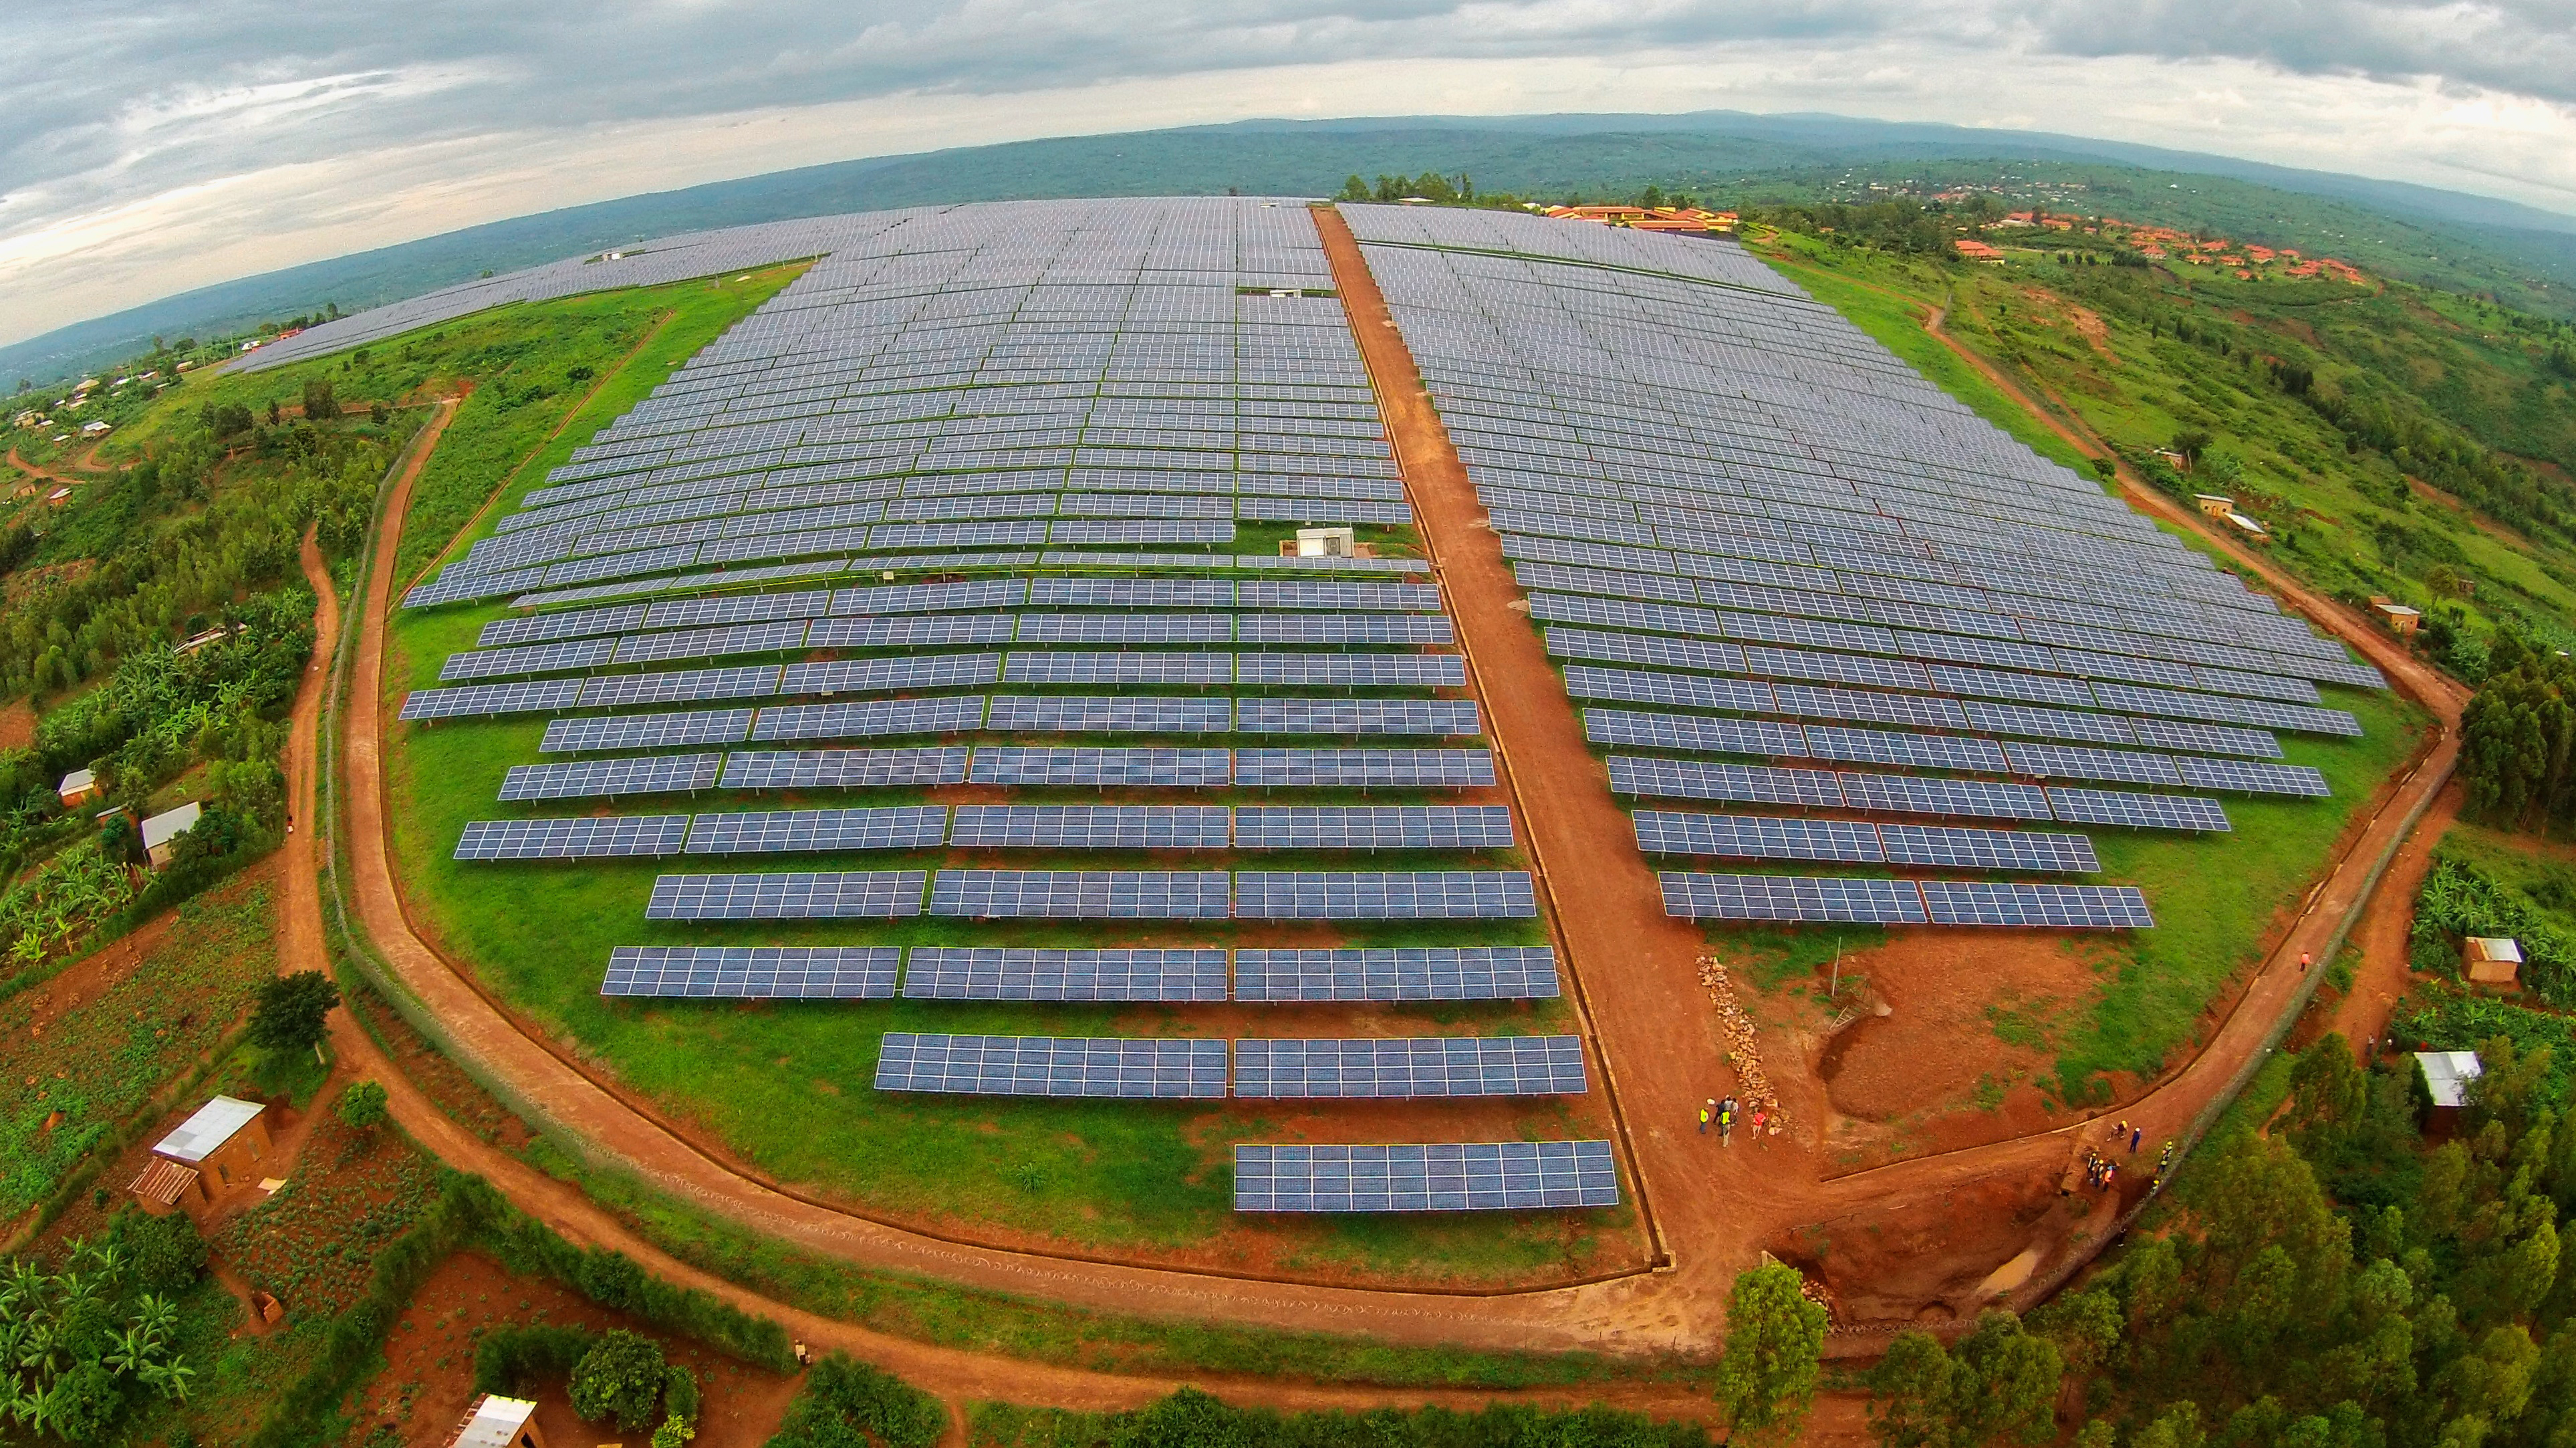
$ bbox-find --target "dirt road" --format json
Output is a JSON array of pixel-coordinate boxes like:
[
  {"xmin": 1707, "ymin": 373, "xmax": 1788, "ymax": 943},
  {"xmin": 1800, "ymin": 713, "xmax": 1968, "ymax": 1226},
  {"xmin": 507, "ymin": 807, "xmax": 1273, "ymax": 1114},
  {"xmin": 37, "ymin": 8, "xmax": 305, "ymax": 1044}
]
[{"xmin": 302, "ymin": 215, "xmax": 2470, "ymax": 1391}]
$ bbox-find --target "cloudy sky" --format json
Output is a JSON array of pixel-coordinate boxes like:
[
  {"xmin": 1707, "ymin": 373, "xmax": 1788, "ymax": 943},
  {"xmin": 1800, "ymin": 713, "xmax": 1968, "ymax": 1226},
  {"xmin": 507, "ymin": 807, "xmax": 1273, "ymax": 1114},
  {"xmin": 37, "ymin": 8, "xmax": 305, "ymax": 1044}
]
[{"xmin": 3, "ymin": 1, "xmax": 2573, "ymax": 346}]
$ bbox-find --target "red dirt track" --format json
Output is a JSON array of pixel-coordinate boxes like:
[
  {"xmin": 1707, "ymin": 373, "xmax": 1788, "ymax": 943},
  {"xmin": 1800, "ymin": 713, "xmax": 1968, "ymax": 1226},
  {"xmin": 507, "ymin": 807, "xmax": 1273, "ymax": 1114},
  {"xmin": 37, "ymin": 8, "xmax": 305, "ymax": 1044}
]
[{"xmin": 293, "ymin": 213, "xmax": 2472, "ymax": 1409}]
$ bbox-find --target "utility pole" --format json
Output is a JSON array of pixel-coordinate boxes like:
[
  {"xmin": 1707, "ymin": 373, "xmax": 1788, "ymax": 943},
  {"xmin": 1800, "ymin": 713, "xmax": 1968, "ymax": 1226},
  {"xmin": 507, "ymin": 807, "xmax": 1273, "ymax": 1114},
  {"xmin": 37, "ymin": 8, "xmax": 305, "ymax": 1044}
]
[{"xmin": 1830, "ymin": 939, "xmax": 1843, "ymax": 999}]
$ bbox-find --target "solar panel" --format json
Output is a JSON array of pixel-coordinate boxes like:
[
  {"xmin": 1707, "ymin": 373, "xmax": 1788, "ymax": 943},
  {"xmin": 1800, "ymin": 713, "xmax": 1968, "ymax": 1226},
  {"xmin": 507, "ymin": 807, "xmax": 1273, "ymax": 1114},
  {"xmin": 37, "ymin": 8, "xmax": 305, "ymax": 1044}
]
[
  {"xmin": 683, "ymin": 807, "xmax": 949, "ymax": 853},
  {"xmin": 1802, "ymin": 726, "xmax": 2010, "ymax": 775},
  {"xmin": 968, "ymin": 747, "xmax": 1233, "ymax": 786},
  {"xmin": 497, "ymin": 753, "xmax": 722, "ymax": 802},
  {"xmin": 1961, "ymin": 701, "xmax": 2138, "ymax": 749},
  {"xmin": 1605, "ymin": 757, "xmax": 1843, "ymax": 808},
  {"xmin": 541, "ymin": 709, "xmax": 755, "ymax": 753},
  {"xmin": 1235, "ymin": 654, "xmax": 1466, "ymax": 687},
  {"xmin": 1660, "ymin": 872, "xmax": 1929, "ymax": 924},
  {"xmin": 1002, "ymin": 652, "xmax": 1233, "ymax": 685},
  {"xmin": 1835, "ymin": 772, "xmax": 2055, "ymax": 821},
  {"xmin": 1918, "ymin": 881, "xmax": 2156, "ymax": 929},
  {"xmin": 1631, "ymin": 812, "xmax": 1884, "ymax": 863},
  {"xmin": 927, "ymin": 870, "xmax": 1233, "ymax": 918},
  {"xmin": 1231, "ymin": 947, "xmax": 1561, "ymax": 1001},
  {"xmin": 947, "ymin": 805, "xmax": 1231, "ymax": 849},
  {"xmin": 400, "ymin": 678, "xmax": 586, "ymax": 721},
  {"xmin": 781, "ymin": 654, "xmax": 1002, "ymax": 695},
  {"xmin": 2127, "ymin": 717, "xmax": 2284, "ymax": 760},
  {"xmin": 1011, "ymin": 614, "xmax": 1233, "ymax": 644},
  {"xmin": 578, "ymin": 666, "xmax": 781, "ymax": 709},
  {"xmin": 874, "ymin": 1034, "xmax": 1228, "ymax": 1098},
  {"xmin": 453, "ymin": 815, "xmax": 690, "ymax": 860},
  {"xmin": 833, "ymin": 578, "xmax": 1029, "ymax": 614},
  {"xmin": 440, "ymin": 637, "xmax": 619, "ymax": 682},
  {"xmin": 1584, "ymin": 711, "xmax": 1805, "ymax": 758},
  {"xmin": 1238, "ymin": 580, "xmax": 1440, "ymax": 611},
  {"xmin": 612, "ymin": 619, "xmax": 811, "ymax": 667},
  {"xmin": 718, "ymin": 747, "xmax": 971, "ymax": 789},
  {"xmin": 2174, "ymin": 756, "xmax": 2332, "ymax": 798},
  {"xmin": 1233, "ymin": 1037, "xmax": 1586, "ymax": 1098},
  {"xmin": 985, "ymin": 696, "xmax": 1234, "ymax": 734},
  {"xmin": 479, "ymin": 602, "xmax": 650, "ymax": 648},
  {"xmin": 1235, "ymin": 699, "xmax": 1480, "ymax": 735},
  {"xmin": 1543, "ymin": 628, "xmax": 1745, "ymax": 675},
  {"xmin": 2001, "ymin": 741, "xmax": 2185, "ymax": 788},
  {"xmin": 1231, "ymin": 871, "xmax": 1535, "ymax": 919},
  {"xmin": 1233, "ymin": 748, "xmax": 1493, "ymax": 788},
  {"xmin": 1027, "ymin": 578, "xmax": 1232, "ymax": 608},
  {"xmin": 1234, "ymin": 806, "xmax": 1514, "ymax": 850},
  {"xmin": 1876, "ymin": 824, "xmax": 2100, "ymax": 873},
  {"xmin": 1563, "ymin": 666, "xmax": 1775, "ymax": 716},
  {"xmin": 901, "ymin": 948, "xmax": 1229, "ymax": 1001},
  {"xmin": 644, "ymin": 870, "xmax": 928, "ymax": 919},
  {"xmin": 602, "ymin": 945, "xmax": 898, "ymax": 999},
  {"xmin": 1240, "ymin": 614, "xmax": 1453, "ymax": 644},
  {"xmin": 1769, "ymin": 683, "xmax": 1971, "ymax": 731},
  {"xmin": 2046, "ymin": 788, "xmax": 2232, "ymax": 832},
  {"xmin": 1233, "ymin": 1140, "xmax": 1620, "ymax": 1212},
  {"xmin": 806, "ymin": 615, "xmax": 1018, "ymax": 648},
  {"xmin": 751, "ymin": 696, "xmax": 989, "ymax": 741}
]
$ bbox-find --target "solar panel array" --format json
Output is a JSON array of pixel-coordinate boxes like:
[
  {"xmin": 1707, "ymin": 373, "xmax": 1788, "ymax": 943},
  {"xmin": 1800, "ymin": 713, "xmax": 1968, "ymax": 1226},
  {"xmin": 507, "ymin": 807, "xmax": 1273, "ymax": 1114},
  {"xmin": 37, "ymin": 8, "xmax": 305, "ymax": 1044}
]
[
  {"xmin": 1233, "ymin": 1142, "xmax": 1620, "ymax": 1211},
  {"xmin": 1662, "ymin": 872, "xmax": 2154, "ymax": 928},
  {"xmin": 352, "ymin": 195, "xmax": 2397, "ymax": 1215},
  {"xmin": 1341, "ymin": 203, "xmax": 2388, "ymax": 943}
]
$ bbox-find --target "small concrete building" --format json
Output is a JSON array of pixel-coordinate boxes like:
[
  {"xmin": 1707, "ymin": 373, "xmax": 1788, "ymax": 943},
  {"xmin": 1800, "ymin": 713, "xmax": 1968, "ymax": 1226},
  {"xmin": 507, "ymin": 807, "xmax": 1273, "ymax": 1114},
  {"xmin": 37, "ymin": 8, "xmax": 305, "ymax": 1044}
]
[
  {"xmin": 55, "ymin": 768, "xmax": 99, "ymax": 810},
  {"xmin": 1290, "ymin": 526, "xmax": 1358, "ymax": 558},
  {"xmin": 2375, "ymin": 602, "xmax": 2422, "ymax": 636},
  {"xmin": 2418, "ymin": 1050, "xmax": 2485, "ymax": 1111},
  {"xmin": 140, "ymin": 801, "xmax": 202, "ymax": 869},
  {"xmin": 2193, "ymin": 493, "xmax": 2235, "ymax": 518},
  {"xmin": 130, "ymin": 1096, "xmax": 270, "ymax": 1214},
  {"xmin": 79, "ymin": 420, "xmax": 111, "ymax": 439},
  {"xmin": 2465, "ymin": 937, "xmax": 2524, "ymax": 987},
  {"xmin": 450, "ymin": 1395, "xmax": 545, "ymax": 1448}
]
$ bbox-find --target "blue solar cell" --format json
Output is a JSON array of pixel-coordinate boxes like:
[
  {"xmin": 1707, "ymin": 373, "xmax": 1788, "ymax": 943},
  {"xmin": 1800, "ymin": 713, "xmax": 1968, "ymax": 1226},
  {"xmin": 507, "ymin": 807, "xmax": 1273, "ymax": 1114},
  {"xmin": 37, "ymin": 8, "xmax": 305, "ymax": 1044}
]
[
  {"xmin": 875, "ymin": 1034, "xmax": 1227, "ymax": 1098},
  {"xmin": 1233, "ymin": 1037, "xmax": 1585, "ymax": 1098},
  {"xmin": 947, "ymin": 805, "xmax": 1231, "ymax": 849},
  {"xmin": 1605, "ymin": 757, "xmax": 1843, "ymax": 808},
  {"xmin": 602, "ymin": 945, "xmax": 898, "ymax": 999},
  {"xmin": 2046, "ymin": 788, "xmax": 2232, "ymax": 832},
  {"xmin": 751, "ymin": 697, "xmax": 989, "ymax": 741},
  {"xmin": 1630, "ymin": 812, "xmax": 1884, "ymax": 863},
  {"xmin": 1233, "ymin": 748, "xmax": 1493, "ymax": 788},
  {"xmin": 1660, "ymin": 872, "xmax": 1928, "ymax": 924},
  {"xmin": 1233, "ymin": 1140, "xmax": 1619, "ymax": 1213},
  {"xmin": 1231, "ymin": 947, "xmax": 1561, "ymax": 1002},
  {"xmin": 541, "ymin": 709, "xmax": 755, "ymax": 753},
  {"xmin": 644, "ymin": 871, "xmax": 928, "ymax": 919},
  {"xmin": 719, "ymin": 747, "xmax": 971, "ymax": 789},
  {"xmin": 928, "ymin": 870, "xmax": 1233, "ymax": 919},
  {"xmin": 901, "ymin": 948, "xmax": 1229, "ymax": 1001},
  {"xmin": 1234, "ymin": 806, "xmax": 1514, "ymax": 850},
  {"xmin": 1918, "ymin": 881, "xmax": 2155, "ymax": 929},
  {"xmin": 1231, "ymin": 871, "xmax": 1536, "ymax": 919}
]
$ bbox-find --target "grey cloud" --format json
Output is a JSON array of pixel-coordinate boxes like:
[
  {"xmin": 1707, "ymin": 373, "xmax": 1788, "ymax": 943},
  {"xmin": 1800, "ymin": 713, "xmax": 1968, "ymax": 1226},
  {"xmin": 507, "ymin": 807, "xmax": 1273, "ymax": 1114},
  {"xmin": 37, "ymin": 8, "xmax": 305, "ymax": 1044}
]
[{"xmin": 2027, "ymin": 0, "xmax": 2576, "ymax": 102}]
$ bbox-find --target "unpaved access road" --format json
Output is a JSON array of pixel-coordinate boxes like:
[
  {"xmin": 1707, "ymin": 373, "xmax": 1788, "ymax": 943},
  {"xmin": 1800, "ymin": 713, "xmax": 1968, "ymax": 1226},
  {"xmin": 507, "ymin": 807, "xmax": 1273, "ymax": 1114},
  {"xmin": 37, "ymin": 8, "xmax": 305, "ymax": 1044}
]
[{"xmin": 307, "ymin": 219, "xmax": 2468, "ymax": 1389}]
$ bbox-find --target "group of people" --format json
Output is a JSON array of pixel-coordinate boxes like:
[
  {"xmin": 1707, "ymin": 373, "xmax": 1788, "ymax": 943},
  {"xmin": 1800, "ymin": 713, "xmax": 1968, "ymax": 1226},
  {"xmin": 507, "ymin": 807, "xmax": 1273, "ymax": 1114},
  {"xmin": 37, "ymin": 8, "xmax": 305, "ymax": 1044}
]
[
  {"xmin": 2080, "ymin": 1149, "xmax": 2121, "ymax": 1193},
  {"xmin": 1698, "ymin": 1095, "xmax": 1770, "ymax": 1144}
]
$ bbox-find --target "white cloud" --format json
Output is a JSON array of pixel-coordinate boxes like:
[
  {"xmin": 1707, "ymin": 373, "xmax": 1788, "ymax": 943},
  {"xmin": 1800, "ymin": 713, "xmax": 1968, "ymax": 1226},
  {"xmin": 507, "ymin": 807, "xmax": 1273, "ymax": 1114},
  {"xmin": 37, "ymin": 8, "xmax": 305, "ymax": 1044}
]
[{"xmin": 1, "ymin": 3, "xmax": 2573, "ymax": 346}]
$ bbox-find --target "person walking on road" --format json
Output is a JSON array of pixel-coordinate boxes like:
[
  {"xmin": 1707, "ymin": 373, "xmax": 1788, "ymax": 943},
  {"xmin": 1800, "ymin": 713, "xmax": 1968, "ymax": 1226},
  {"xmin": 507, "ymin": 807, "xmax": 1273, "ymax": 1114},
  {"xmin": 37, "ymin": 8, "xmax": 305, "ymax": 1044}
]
[
  {"xmin": 2131, "ymin": 1125, "xmax": 2143, "ymax": 1155},
  {"xmin": 1749, "ymin": 1106, "xmax": 1769, "ymax": 1143},
  {"xmin": 1699, "ymin": 1100, "xmax": 1713, "ymax": 1135},
  {"xmin": 1718, "ymin": 1096, "xmax": 1738, "ymax": 1146},
  {"xmin": 2300, "ymin": 951, "xmax": 2312, "ymax": 973}
]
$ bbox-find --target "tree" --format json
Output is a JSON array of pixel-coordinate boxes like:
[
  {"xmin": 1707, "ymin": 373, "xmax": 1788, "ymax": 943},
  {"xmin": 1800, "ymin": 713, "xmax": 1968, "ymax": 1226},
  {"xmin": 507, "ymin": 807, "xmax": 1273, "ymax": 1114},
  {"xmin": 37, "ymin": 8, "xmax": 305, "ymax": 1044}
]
[
  {"xmin": 1339, "ymin": 174, "xmax": 1371, "ymax": 203},
  {"xmin": 1713, "ymin": 1263, "xmax": 1829, "ymax": 1441},
  {"xmin": 2171, "ymin": 427, "xmax": 2214, "ymax": 465},
  {"xmin": 300, "ymin": 379, "xmax": 340, "ymax": 422},
  {"xmin": 569, "ymin": 1328, "xmax": 667, "ymax": 1431},
  {"xmin": 336, "ymin": 1079, "xmax": 388, "ymax": 1130},
  {"xmin": 1948, "ymin": 1311, "xmax": 2063, "ymax": 1445},
  {"xmin": 1867, "ymin": 1331, "xmax": 1956, "ymax": 1447},
  {"xmin": 246, "ymin": 971, "xmax": 340, "ymax": 1055},
  {"xmin": 112, "ymin": 1209, "xmax": 207, "ymax": 1296}
]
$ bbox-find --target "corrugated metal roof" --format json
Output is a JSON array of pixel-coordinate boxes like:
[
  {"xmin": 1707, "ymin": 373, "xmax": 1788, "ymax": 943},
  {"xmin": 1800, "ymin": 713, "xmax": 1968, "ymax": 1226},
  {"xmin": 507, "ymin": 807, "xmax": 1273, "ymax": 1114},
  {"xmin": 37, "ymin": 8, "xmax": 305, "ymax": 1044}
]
[{"xmin": 154, "ymin": 1095, "xmax": 261, "ymax": 1163}]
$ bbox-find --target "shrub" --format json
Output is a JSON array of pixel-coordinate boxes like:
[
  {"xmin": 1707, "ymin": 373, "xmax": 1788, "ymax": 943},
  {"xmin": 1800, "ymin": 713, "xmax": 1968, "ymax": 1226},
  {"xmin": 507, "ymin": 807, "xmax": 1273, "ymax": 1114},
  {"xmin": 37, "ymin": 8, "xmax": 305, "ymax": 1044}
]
[
  {"xmin": 473, "ymin": 1325, "xmax": 596, "ymax": 1397},
  {"xmin": 570, "ymin": 1328, "xmax": 668, "ymax": 1430},
  {"xmin": 113, "ymin": 1207, "xmax": 208, "ymax": 1295},
  {"xmin": 664, "ymin": 1362, "xmax": 700, "ymax": 1425},
  {"xmin": 247, "ymin": 970, "xmax": 340, "ymax": 1054},
  {"xmin": 767, "ymin": 1354, "xmax": 948, "ymax": 1448},
  {"xmin": 336, "ymin": 1080, "xmax": 389, "ymax": 1130}
]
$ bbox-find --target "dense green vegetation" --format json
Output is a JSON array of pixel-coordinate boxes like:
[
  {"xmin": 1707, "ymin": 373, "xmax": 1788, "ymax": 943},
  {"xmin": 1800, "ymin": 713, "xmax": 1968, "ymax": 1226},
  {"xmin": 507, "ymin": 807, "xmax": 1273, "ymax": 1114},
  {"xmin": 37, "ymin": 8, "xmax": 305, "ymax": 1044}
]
[
  {"xmin": 0, "ymin": 1217, "xmax": 211, "ymax": 1441},
  {"xmin": 1861, "ymin": 1029, "xmax": 2576, "ymax": 1445}
]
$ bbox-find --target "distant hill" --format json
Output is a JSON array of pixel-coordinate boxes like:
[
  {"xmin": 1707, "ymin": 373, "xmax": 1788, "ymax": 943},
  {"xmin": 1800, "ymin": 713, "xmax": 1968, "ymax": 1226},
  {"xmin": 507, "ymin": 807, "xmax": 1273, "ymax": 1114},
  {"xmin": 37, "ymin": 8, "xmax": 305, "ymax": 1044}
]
[{"xmin": 9, "ymin": 110, "xmax": 2574, "ymax": 386}]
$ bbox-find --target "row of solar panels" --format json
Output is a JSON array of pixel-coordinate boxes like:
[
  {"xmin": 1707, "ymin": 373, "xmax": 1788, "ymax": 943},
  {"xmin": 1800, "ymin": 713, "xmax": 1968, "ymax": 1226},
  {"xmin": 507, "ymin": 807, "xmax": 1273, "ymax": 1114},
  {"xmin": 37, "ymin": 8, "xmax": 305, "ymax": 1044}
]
[
  {"xmin": 464, "ymin": 493, "xmax": 1417, "ymax": 576},
  {"xmin": 1511, "ymin": 554, "xmax": 2381, "ymax": 693},
  {"xmin": 1634, "ymin": 810, "xmax": 2099, "ymax": 872},
  {"xmin": 1588, "ymin": 709, "xmax": 2330, "ymax": 797},
  {"xmin": 495, "ymin": 747, "xmax": 1499, "ymax": 798},
  {"xmin": 447, "ymin": 612, "xmax": 1458, "ymax": 680},
  {"xmin": 476, "ymin": 578, "xmax": 1443, "ymax": 648},
  {"xmin": 459, "ymin": 804, "xmax": 1518, "ymax": 858},
  {"xmin": 444, "ymin": 646, "xmax": 1466, "ymax": 690},
  {"xmin": 1662, "ymin": 873, "xmax": 2154, "ymax": 928},
  {"xmin": 1533, "ymin": 592, "xmax": 2353, "ymax": 722},
  {"xmin": 1233, "ymin": 1141, "xmax": 1619, "ymax": 1213},
  {"xmin": 641, "ymin": 869, "xmax": 1540, "ymax": 920},
  {"xmin": 538, "ymin": 698, "xmax": 1483, "ymax": 753},
  {"xmin": 502, "ymin": 550, "xmax": 1434, "ymax": 612},
  {"xmin": 600, "ymin": 943, "xmax": 1562, "ymax": 1001},
  {"xmin": 1565, "ymin": 661, "xmax": 2357, "ymax": 740},
  {"xmin": 403, "ymin": 652, "xmax": 1469, "ymax": 720},
  {"xmin": 872, "ymin": 1032, "xmax": 1585, "ymax": 1098},
  {"xmin": 1609, "ymin": 755, "xmax": 2232, "ymax": 832}
]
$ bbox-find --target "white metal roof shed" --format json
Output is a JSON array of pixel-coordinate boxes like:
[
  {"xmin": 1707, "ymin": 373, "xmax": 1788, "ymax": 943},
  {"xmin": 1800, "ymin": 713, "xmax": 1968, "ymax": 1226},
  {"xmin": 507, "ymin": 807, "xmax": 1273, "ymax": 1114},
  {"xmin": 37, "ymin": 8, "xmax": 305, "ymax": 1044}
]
[
  {"xmin": 2417, "ymin": 1050, "xmax": 2485, "ymax": 1110},
  {"xmin": 154, "ymin": 1096, "xmax": 263, "ymax": 1163}
]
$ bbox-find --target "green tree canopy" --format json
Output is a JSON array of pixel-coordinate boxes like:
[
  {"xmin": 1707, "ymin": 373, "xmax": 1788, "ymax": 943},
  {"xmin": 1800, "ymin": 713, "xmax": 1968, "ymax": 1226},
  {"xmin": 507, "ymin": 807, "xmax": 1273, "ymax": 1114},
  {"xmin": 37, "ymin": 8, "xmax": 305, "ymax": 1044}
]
[{"xmin": 1713, "ymin": 1262, "xmax": 1829, "ymax": 1441}]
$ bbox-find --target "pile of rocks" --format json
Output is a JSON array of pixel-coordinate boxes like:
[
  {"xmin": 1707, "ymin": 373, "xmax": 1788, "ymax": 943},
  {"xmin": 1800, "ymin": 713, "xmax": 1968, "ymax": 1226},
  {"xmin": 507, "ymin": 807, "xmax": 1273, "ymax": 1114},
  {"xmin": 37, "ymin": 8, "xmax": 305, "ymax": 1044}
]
[{"xmin": 1700, "ymin": 955, "xmax": 1787, "ymax": 1137}]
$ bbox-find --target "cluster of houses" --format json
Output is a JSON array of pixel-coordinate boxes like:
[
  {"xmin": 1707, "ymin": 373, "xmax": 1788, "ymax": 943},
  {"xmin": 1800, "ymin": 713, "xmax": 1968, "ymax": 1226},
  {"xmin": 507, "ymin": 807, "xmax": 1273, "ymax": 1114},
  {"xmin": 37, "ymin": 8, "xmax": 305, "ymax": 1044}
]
[
  {"xmin": 57, "ymin": 768, "xmax": 203, "ymax": 869},
  {"xmin": 1537, "ymin": 204, "xmax": 1738, "ymax": 234}
]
